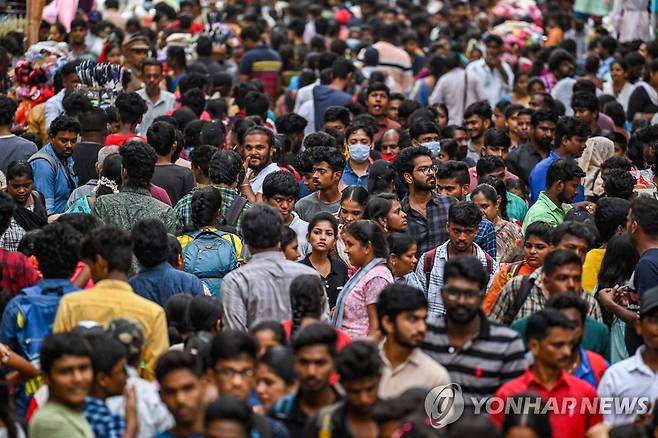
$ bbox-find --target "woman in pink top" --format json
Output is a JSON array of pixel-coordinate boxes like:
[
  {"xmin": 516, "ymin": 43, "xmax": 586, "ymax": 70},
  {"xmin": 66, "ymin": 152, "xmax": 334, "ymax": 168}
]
[{"xmin": 332, "ymin": 220, "xmax": 393, "ymax": 339}]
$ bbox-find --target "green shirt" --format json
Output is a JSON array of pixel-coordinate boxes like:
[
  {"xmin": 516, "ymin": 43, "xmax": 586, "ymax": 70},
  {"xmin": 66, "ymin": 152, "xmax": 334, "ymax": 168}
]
[
  {"xmin": 511, "ymin": 316, "xmax": 610, "ymax": 359},
  {"xmin": 522, "ymin": 191, "xmax": 572, "ymax": 235},
  {"xmin": 29, "ymin": 401, "xmax": 94, "ymax": 438},
  {"xmin": 93, "ymin": 186, "xmax": 177, "ymax": 233}
]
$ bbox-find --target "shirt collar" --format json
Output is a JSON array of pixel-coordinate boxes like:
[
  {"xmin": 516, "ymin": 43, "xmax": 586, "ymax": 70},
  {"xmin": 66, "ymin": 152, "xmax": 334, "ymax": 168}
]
[
  {"xmin": 94, "ymin": 279, "xmax": 134, "ymax": 293},
  {"xmin": 120, "ymin": 186, "xmax": 151, "ymax": 196},
  {"xmin": 249, "ymin": 250, "xmax": 285, "ymax": 262},
  {"xmin": 537, "ymin": 192, "xmax": 566, "ymax": 213},
  {"xmin": 576, "ymin": 345, "xmax": 592, "ymax": 375},
  {"xmin": 524, "ymin": 367, "xmax": 570, "ymax": 391},
  {"xmin": 379, "ymin": 341, "xmax": 423, "ymax": 368},
  {"xmin": 143, "ymin": 261, "xmax": 173, "ymax": 273},
  {"xmin": 630, "ymin": 346, "xmax": 657, "ymax": 375}
]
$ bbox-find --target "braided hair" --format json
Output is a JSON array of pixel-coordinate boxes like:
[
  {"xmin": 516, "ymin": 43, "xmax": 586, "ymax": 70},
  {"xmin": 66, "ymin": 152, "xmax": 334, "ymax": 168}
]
[
  {"xmin": 289, "ymin": 275, "xmax": 326, "ymax": 337},
  {"xmin": 191, "ymin": 186, "xmax": 222, "ymax": 229}
]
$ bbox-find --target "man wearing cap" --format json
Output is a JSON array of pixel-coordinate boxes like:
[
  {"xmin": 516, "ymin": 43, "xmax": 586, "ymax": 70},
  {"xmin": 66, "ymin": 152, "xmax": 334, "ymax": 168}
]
[
  {"xmin": 123, "ymin": 35, "xmax": 150, "ymax": 93},
  {"xmin": 597, "ymin": 286, "xmax": 658, "ymax": 427}
]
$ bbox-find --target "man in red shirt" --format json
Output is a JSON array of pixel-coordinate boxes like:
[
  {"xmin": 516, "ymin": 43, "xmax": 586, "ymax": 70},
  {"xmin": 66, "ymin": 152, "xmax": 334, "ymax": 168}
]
[
  {"xmin": 490, "ymin": 308, "xmax": 602, "ymax": 438},
  {"xmin": 104, "ymin": 92, "xmax": 147, "ymax": 147}
]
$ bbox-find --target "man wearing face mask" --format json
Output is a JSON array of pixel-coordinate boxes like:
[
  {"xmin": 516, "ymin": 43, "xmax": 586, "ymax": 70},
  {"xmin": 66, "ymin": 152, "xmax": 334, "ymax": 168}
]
[
  {"xmin": 341, "ymin": 124, "xmax": 375, "ymax": 189},
  {"xmin": 409, "ymin": 119, "xmax": 443, "ymax": 160}
]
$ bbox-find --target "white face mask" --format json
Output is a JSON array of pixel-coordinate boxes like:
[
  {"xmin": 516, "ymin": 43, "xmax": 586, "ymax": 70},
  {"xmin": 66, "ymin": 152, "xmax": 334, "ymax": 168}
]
[{"xmin": 349, "ymin": 144, "xmax": 371, "ymax": 163}]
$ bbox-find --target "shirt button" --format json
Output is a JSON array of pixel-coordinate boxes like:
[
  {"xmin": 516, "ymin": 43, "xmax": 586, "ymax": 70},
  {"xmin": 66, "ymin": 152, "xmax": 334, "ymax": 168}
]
[{"xmin": 448, "ymin": 346, "xmax": 456, "ymax": 354}]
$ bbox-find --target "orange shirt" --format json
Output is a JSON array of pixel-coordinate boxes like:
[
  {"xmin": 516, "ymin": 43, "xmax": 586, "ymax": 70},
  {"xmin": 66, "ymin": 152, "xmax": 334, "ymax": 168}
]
[{"xmin": 483, "ymin": 261, "xmax": 536, "ymax": 314}]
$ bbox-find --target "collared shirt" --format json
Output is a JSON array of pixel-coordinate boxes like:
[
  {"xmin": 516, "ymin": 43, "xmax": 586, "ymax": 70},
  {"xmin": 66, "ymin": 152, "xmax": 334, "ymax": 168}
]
[
  {"xmin": 136, "ymin": 88, "xmax": 177, "ymax": 137},
  {"xmin": 29, "ymin": 401, "xmax": 94, "ymax": 438},
  {"xmin": 44, "ymin": 89, "xmax": 65, "ymax": 130},
  {"xmin": 598, "ymin": 345, "xmax": 658, "ymax": 426},
  {"xmin": 83, "ymin": 397, "xmax": 125, "ymax": 438},
  {"xmin": 378, "ymin": 343, "xmax": 450, "ymax": 399},
  {"xmin": 422, "ymin": 311, "xmax": 527, "ymax": 405},
  {"xmin": 522, "ymin": 191, "xmax": 572, "ymax": 235},
  {"xmin": 31, "ymin": 143, "xmax": 78, "ymax": 215},
  {"xmin": 416, "ymin": 241, "xmax": 499, "ymax": 317},
  {"xmin": 174, "ymin": 185, "xmax": 252, "ymax": 234},
  {"xmin": 249, "ymin": 162, "xmax": 280, "ymax": 194},
  {"xmin": 428, "ymin": 68, "xmax": 487, "ymax": 126},
  {"xmin": 93, "ymin": 186, "xmax": 177, "ymax": 233},
  {"xmin": 465, "ymin": 58, "xmax": 514, "ymax": 106},
  {"xmin": 507, "ymin": 142, "xmax": 545, "ymax": 185},
  {"xmin": 401, "ymin": 193, "xmax": 456, "ymax": 257},
  {"xmin": 475, "ymin": 218, "xmax": 497, "ymax": 259},
  {"xmin": 529, "ymin": 150, "xmax": 585, "ymax": 204},
  {"xmin": 573, "ymin": 345, "xmax": 608, "ymax": 388},
  {"xmin": 300, "ymin": 255, "xmax": 349, "ymax": 308},
  {"xmin": 106, "ymin": 367, "xmax": 175, "ymax": 438},
  {"xmin": 489, "ymin": 268, "xmax": 603, "ymax": 324},
  {"xmin": 54, "ymin": 279, "xmax": 169, "ymax": 380},
  {"xmin": 220, "ymin": 251, "xmax": 321, "ymax": 331},
  {"xmin": 0, "ymin": 248, "xmax": 40, "ymax": 294},
  {"xmin": 491, "ymin": 368, "xmax": 602, "ymax": 438},
  {"xmin": 0, "ymin": 278, "xmax": 79, "ymax": 360},
  {"xmin": 340, "ymin": 161, "xmax": 370, "ymax": 189},
  {"xmin": 129, "ymin": 262, "xmax": 206, "ymax": 307}
]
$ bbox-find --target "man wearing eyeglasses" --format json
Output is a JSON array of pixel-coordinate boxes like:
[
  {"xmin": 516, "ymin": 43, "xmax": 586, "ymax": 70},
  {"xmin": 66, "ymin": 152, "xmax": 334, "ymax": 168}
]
[
  {"xmin": 206, "ymin": 330, "xmax": 289, "ymax": 437},
  {"xmin": 396, "ymin": 146, "xmax": 456, "ymax": 258},
  {"xmin": 421, "ymin": 256, "xmax": 527, "ymax": 407}
]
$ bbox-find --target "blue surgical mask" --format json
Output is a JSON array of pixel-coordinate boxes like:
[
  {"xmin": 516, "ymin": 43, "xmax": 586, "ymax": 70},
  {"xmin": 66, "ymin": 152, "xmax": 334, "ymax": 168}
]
[
  {"xmin": 346, "ymin": 38, "xmax": 362, "ymax": 49},
  {"xmin": 421, "ymin": 141, "xmax": 441, "ymax": 157},
  {"xmin": 349, "ymin": 144, "xmax": 371, "ymax": 163}
]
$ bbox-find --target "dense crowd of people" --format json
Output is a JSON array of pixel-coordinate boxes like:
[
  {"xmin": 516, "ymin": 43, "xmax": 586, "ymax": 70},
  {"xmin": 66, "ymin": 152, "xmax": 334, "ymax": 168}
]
[{"xmin": 1, "ymin": 0, "xmax": 658, "ymax": 436}]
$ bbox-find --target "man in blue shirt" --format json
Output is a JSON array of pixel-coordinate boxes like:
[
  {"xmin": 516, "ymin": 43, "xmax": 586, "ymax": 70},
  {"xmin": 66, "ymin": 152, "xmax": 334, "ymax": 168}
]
[
  {"xmin": 529, "ymin": 116, "xmax": 589, "ymax": 204},
  {"xmin": 341, "ymin": 124, "xmax": 373, "ymax": 189},
  {"xmin": 129, "ymin": 219, "xmax": 205, "ymax": 306},
  {"xmin": 31, "ymin": 115, "xmax": 80, "ymax": 215}
]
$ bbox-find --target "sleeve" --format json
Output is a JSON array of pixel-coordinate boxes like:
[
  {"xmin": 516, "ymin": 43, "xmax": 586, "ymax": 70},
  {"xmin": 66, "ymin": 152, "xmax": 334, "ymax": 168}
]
[
  {"xmin": 52, "ymin": 298, "xmax": 71, "ymax": 333},
  {"xmin": 163, "ymin": 209, "xmax": 178, "ymax": 234},
  {"xmin": 31, "ymin": 159, "xmax": 57, "ymax": 215},
  {"xmin": 499, "ymin": 334, "xmax": 528, "ymax": 381},
  {"xmin": 44, "ymin": 98, "xmax": 62, "ymax": 130},
  {"xmin": 596, "ymin": 369, "xmax": 617, "ymax": 425},
  {"xmin": 173, "ymin": 196, "xmax": 190, "ymax": 232},
  {"xmin": 504, "ymin": 64, "xmax": 514, "ymax": 95},
  {"xmin": 29, "ymin": 415, "xmax": 88, "ymax": 438},
  {"xmin": 183, "ymin": 171, "xmax": 196, "ymax": 198},
  {"xmin": 627, "ymin": 87, "xmax": 646, "ymax": 122},
  {"xmin": 489, "ymin": 279, "xmax": 517, "ymax": 323},
  {"xmin": 220, "ymin": 273, "xmax": 248, "ymax": 331},
  {"xmin": 427, "ymin": 78, "xmax": 443, "ymax": 106},
  {"xmin": 483, "ymin": 267, "xmax": 509, "ymax": 315},
  {"xmin": 475, "ymin": 221, "xmax": 497, "ymax": 260},
  {"xmin": 635, "ymin": 258, "xmax": 658, "ymax": 296},
  {"xmin": 239, "ymin": 54, "xmax": 252, "ymax": 75},
  {"xmin": 0, "ymin": 302, "xmax": 18, "ymax": 352},
  {"xmin": 362, "ymin": 276, "xmax": 391, "ymax": 305},
  {"xmin": 415, "ymin": 252, "xmax": 427, "ymax": 294},
  {"xmin": 143, "ymin": 308, "xmax": 170, "ymax": 381}
]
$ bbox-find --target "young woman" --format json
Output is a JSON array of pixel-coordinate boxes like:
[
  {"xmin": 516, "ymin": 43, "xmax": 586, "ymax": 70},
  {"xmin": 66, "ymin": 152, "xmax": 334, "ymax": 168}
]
[
  {"xmin": 511, "ymin": 72, "xmax": 531, "ymax": 106},
  {"xmin": 177, "ymin": 187, "xmax": 242, "ymax": 295},
  {"xmin": 66, "ymin": 154, "xmax": 122, "ymax": 214},
  {"xmin": 165, "ymin": 294, "xmax": 193, "ymax": 348},
  {"xmin": 336, "ymin": 186, "xmax": 369, "ymax": 267},
  {"xmin": 484, "ymin": 221, "xmax": 553, "ymax": 314},
  {"xmin": 249, "ymin": 320, "xmax": 287, "ymax": 357},
  {"xmin": 471, "ymin": 182, "xmax": 521, "ymax": 263},
  {"xmin": 300, "ymin": 213, "xmax": 348, "ymax": 309},
  {"xmin": 387, "ymin": 232, "xmax": 421, "ymax": 290},
  {"xmin": 280, "ymin": 226, "xmax": 299, "ymax": 261},
  {"xmin": 367, "ymin": 160, "xmax": 396, "ymax": 195},
  {"xmin": 363, "ymin": 194, "xmax": 408, "ymax": 233},
  {"xmin": 603, "ymin": 59, "xmax": 636, "ymax": 113},
  {"xmin": 627, "ymin": 59, "xmax": 658, "ymax": 122},
  {"xmin": 332, "ymin": 220, "xmax": 393, "ymax": 339},
  {"xmin": 255, "ymin": 347, "xmax": 297, "ymax": 413},
  {"xmin": 98, "ymin": 41, "xmax": 123, "ymax": 66},
  {"xmin": 595, "ymin": 233, "xmax": 639, "ymax": 363},
  {"xmin": 1, "ymin": 161, "xmax": 47, "ymax": 251}
]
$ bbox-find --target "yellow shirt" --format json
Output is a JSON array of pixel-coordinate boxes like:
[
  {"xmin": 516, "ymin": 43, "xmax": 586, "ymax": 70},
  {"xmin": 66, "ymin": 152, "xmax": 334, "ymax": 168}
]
[
  {"xmin": 178, "ymin": 227, "xmax": 244, "ymax": 264},
  {"xmin": 53, "ymin": 279, "xmax": 169, "ymax": 380},
  {"xmin": 582, "ymin": 248, "xmax": 606, "ymax": 293}
]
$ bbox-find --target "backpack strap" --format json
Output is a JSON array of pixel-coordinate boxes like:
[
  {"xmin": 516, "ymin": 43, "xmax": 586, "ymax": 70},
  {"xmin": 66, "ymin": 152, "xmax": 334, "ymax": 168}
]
[
  {"xmin": 224, "ymin": 195, "xmax": 247, "ymax": 228},
  {"xmin": 484, "ymin": 251, "xmax": 494, "ymax": 276},
  {"xmin": 28, "ymin": 150, "xmax": 58, "ymax": 176},
  {"xmin": 584, "ymin": 350, "xmax": 608, "ymax": 384},
  {"xmin": 423, "ymin": 248, "xmax": 437, "ymax": 292},
  {"xmin": 503, "ymin": 275, "xmax": 536, "ymax": 326},
  {"xmin": 507, "ymin": 261, "xmax": 524, "ymax": 280},
  {"xmin": 316, "ymin": 402, "xmax": 342, "ymax": 438}
]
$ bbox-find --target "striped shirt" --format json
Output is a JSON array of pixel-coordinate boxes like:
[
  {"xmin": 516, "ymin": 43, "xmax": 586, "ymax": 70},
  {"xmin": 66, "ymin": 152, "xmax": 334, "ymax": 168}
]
[{"xmin": 421, "ymin": 312, "xmax": 528, "ymax": 405}]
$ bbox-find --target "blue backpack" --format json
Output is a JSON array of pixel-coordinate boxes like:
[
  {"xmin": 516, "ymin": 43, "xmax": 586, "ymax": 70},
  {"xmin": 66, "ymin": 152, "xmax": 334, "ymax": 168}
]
[
  {"xmin": 182, "ymin": 230, "xmax": 238, "ymax": 297},
  {"xmin": 14, "ymin": 285, "xmax": 66, "ymax": 363}
]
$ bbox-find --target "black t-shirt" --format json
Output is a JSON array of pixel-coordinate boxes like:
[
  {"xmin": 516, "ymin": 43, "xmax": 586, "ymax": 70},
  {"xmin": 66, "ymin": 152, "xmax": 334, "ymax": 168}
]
[
  {"xmin": 300, "ymin": 255, "xmax": 349, "ymax": 308},
  {"xmin": 72, "ymin": 142, "xmax": 103, "ymax": 186},
  {"xmin": 151, "ymin": 164, "xmax": 196, "ymax": 205},
  {"xmin": 626, "ymin": 248, "xmax": 658, "ymax": 354}
]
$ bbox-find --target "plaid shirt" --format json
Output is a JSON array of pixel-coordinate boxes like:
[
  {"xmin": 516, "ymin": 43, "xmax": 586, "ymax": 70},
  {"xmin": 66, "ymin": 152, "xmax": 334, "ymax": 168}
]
[
  {"xmin": 489, "ymin": 268, "xmax": 603, "ymax": 325},
  {"xmin": 416, "ymin": 241, "xmax": 498, "ymax": 317},
  {"xmin": 475, "ymin": 218, "xmax": 497, "ymax": 260},
  {"xmin": 84, "ymin": 396, "xmax": 125, "ymax": 438},
  {"xmin": 401, "ymin": 193, "xmax": 456, "ymax": 257},
  {"xmin": 174, "ymin": 185, "xmax": 252, "ymax": 234},
  {"xmin": 0, "ymin": 248, "xmax": 40, "ymax": 295}
]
